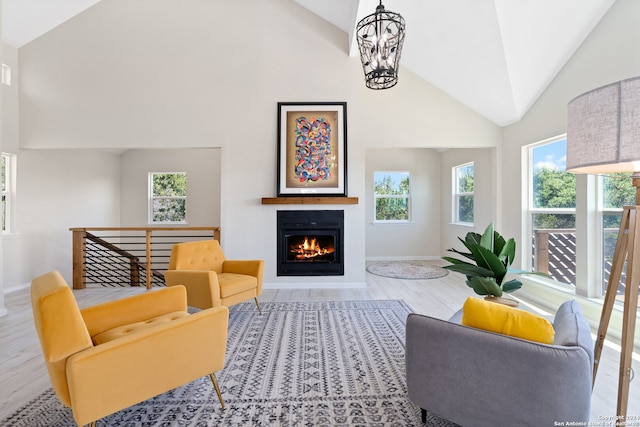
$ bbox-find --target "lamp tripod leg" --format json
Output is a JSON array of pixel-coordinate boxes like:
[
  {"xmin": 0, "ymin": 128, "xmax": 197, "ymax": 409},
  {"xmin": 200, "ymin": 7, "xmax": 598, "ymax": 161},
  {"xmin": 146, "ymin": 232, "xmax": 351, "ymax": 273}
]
[
  {"xmin": 593, "ymin": 207, "xmax": 630, "ymax": 384},
  {"xmin": 617, "ymin": 207, "xmax": 640, "ymax": 417},
  {"xmin": 593, "ymin": 205, "xmax": 640, "ymax": 419}
]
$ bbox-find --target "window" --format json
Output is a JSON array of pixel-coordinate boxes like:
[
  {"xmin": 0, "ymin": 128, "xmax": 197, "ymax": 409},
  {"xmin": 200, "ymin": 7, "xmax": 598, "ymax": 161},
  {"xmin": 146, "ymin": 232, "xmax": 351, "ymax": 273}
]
[
  {"xmin": 526, "ymin": 137, "xmax": 576, "ymax": 286},
  {"xmin": 2, "ymin": 153, "xmax": 14, "ymax": 233},
  {"xmin": 149, "ymin": 172, "xmax": 187, "ymax": 224},
  {"xmin": 374, "ymin": 171, "xmax": 410, "ymax": 222},
  {"xmin": 453, "ymin": 162, "xmax": 474, "ymax": 224},
  {"xmin": 601, "ymin": 173, "xmax": 636, "ymax": 297},
  {"xmin": 1, "ymin": 64, "xmax": 10, "ymax": 86}
]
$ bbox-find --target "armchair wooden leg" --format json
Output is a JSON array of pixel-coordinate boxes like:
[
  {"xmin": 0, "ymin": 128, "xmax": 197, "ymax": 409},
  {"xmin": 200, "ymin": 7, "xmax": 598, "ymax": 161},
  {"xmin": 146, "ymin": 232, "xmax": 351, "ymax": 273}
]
[
  {"xmin": 209, "ymin": 373, "xmax": 225, "ymax": 410},
  {"xmin": 87, "ymin": 422, "xmax": 97, "ymax": 427},
  {"xmin": 254, "ymin": 297, "xmax": 262, "ymax": 315},
  {"xmin": 421, "ymin": 408, "xmax": 427, "ymax": 424}
]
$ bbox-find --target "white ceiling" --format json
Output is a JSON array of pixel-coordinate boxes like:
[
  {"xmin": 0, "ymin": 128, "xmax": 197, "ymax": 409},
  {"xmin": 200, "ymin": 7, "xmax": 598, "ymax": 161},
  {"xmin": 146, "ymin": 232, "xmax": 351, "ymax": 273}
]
[{"xmin": 2, "ymin": 0, "xmax": 616, "ymax": 126}]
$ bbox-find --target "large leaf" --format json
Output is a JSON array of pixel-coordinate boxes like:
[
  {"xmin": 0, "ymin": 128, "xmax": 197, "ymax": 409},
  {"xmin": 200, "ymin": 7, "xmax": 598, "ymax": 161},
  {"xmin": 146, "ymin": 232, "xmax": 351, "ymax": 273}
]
[
  {"xmin": 446, "ymin": 247, "xmax": 476, "ymax": 262},
  {"xmin": 441, "ymin": 256, "xmax": 473, "ymax": 266},
  {"xmin": 502, "ymin": 278, "xmax": 522, "ymax": 293},
  {"xmin": 467, "ymin": 276, "xmax": 502, "ymax": 297},
  {"xmin": 493, "ymin": 231, "xmax": 507, "ymax": 256},
  {"xmin": 442, "ymin": 262, "xmax": 495, "ymax": 278},
  {"xmin": 479, "ymin": 223, "xmax": 495, "ymax": 251},
  {"xmin": 462, "ymin": 233, "xmax": 482, "ymax": 252},
  {"xmin": 498, "ymin": 238, "xmax": 516, "ymax": 266},
  {"xmin": 470, "ymin": 245, "xmax": 508, "ymax": 284}
]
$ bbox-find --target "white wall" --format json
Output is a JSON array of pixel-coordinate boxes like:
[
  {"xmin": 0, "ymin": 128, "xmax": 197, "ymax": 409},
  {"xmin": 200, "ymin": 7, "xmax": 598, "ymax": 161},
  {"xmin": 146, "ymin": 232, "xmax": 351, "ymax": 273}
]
[
  {"xmin": 501, "ymin": 0, "xmax": 640, "ymax": 269},
  {"xmin": 439, "ymin": 147, "xmax": 497, "ymax": 254},
  {"xmin": 119, "ymin": 148, "xmax": 221, "ymax": 227},
  {"xmin": 14, "ymin": 0, "xmax": 500, "ymax": 286},
  {"xmin": 1, "ymin": 41, "xmax": 19, "ymax": 314},
  {"xmin": 5, "ymin": 149, "xmax": 121, "ymax": 286},
  {"xmin": 1, "ymin": 42, "xmax": 18, "ymax": 153},
  {"xmin": 365, "ymin": 148, "xmax": 441, "ymax": 260}
]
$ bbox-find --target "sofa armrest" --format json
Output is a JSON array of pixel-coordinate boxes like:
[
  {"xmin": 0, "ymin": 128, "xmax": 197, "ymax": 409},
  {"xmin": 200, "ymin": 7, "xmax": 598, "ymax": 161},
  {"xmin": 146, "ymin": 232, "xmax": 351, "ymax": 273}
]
[
  {"xmin": 223, "ymin": 260, "xmax": 264, "ymax": 292},
  {"xmin": 67, "ymin": 306, "xmax": 228, "ymax": 426},
  {"xmin": 406, "ymin": 313, "xmax": 592, "ymax": 427},
  {"xmin": 164, "ymin": 270, "xmax": 221, "ymax": 309},
  {"xmin": 81, "ymin": 286, "xmax": 188, "ymax": 337}
]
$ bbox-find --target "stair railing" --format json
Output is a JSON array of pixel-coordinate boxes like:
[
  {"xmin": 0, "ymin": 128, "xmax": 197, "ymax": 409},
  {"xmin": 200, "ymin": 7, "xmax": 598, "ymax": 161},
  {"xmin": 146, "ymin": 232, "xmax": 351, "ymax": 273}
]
[{"xmin": 70, "ymin": 227, "xmax": 220, "ymax": 289}]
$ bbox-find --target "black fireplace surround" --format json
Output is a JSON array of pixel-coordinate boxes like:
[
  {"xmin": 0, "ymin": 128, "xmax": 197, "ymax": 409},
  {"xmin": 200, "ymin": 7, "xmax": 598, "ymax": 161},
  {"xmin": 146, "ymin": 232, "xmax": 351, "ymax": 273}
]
[{"xmin": 277, "ymin": 210, "xmax": 344, "ymax": 276}]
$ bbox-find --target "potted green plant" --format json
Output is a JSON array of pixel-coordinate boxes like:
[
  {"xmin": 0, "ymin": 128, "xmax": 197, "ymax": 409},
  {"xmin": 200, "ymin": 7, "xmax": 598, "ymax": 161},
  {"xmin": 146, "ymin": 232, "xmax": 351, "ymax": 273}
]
[{"xmin": 442, "ymin": 223, "xmax": 527, "ymax": 306}]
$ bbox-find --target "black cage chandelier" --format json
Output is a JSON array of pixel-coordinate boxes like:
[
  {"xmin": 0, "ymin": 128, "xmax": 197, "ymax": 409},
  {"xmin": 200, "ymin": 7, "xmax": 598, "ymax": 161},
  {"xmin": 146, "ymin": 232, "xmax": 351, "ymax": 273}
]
[{"xmin": 356, "ymin": 0, "xmax": 406, "ymax": 90}]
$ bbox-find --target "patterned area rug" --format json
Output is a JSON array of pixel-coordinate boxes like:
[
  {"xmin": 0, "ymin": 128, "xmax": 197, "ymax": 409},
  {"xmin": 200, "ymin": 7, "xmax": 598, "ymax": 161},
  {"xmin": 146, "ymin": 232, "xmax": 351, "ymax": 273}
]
[
  {"xmin": 2, "ymin": 300, "xmax": 458, "ymax": 427},
  {"xmin": 367, "ymin": 261, "xmax": 449, "ymax": 280}
]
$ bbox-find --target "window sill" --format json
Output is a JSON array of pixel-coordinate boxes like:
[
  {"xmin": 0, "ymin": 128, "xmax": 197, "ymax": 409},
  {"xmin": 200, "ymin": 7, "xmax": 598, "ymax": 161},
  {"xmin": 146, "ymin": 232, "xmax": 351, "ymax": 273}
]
[
  {"xmin": 449, "ymin": 222, "xmax": 474, "ymax": 229},
  {"xmin": 517, "ymin": 275, "xmax": 640, "ymax": 355}
]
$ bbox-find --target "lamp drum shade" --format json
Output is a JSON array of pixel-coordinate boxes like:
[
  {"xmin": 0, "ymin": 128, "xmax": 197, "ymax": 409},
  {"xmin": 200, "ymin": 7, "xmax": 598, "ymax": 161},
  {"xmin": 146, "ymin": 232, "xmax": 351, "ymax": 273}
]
[{"xmin": 567, "ymin": 76, "xmax": 640, "ymax": 174}]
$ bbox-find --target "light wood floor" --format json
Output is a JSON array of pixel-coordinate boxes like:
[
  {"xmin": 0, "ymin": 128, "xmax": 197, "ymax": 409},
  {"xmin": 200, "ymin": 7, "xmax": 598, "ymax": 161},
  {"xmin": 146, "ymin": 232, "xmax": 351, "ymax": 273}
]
[{"xmin": 1, "ymin": 268, "xmax": 638, "ymax": 423}]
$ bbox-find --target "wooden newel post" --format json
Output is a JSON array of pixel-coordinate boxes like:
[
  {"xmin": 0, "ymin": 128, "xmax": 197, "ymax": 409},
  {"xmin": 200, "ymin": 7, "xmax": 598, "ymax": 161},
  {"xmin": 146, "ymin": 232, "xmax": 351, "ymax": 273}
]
[
  {"xmin": 71, "ymin": 228, "xmax": 87, "ymax": 290},
  {"xmin": 534, "ymin": 230, "xmax": 550, "ymax": 274},
  {"xmin": 146, "ymin": 230, "xmax": 152, "ymax": 289}
]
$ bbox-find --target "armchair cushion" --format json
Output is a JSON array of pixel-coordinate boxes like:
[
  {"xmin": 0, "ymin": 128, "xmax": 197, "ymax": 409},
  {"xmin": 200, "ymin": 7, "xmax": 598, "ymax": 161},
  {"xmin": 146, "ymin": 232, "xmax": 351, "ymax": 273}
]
[
  {"xmin": 218, "ymin": 273, "xmax": 258, "ymax": 298},
  {"xmin": 461, "ymin": 296, "xmax": 555, "ymax": 344},
  {"xmin": 168, "ymin": 239, "xmax": 225, "ymax": 272},
  {"xmin": 92, "ymin": 311, "xmax": 189, "ymax": 345},
  {"xmin": 81, "ymin": 285, "xmax": 188, "ymax": 337}
]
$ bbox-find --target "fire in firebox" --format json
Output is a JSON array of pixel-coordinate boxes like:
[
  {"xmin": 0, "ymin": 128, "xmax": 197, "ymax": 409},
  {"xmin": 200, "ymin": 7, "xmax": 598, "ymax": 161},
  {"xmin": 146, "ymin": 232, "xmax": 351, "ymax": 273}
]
[{"xmin": 288, "ymin": 236, "xmax": 335, "ymax": 261}]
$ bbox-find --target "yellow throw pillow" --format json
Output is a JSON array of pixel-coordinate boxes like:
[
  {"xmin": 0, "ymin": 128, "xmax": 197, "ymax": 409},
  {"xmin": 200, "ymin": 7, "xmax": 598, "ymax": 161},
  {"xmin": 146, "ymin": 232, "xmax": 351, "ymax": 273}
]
[{"xmin": 461, "ymin": 297, "xmax": 555, "ymax": 344}]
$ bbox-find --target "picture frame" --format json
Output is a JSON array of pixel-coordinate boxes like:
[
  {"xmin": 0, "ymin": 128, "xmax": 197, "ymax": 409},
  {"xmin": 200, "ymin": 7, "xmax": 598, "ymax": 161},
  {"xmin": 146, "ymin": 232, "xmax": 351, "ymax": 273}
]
[{"xmin": 277, "ymin": 102, "xmax": 347, "ymax": 196}]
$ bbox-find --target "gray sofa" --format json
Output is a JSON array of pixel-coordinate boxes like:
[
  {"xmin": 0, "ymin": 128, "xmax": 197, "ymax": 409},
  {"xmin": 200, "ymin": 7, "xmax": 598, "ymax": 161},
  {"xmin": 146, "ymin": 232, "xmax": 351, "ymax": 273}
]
[{"xmin": 406, "ymin": 300, "xmax": 593, "ymax": 427}]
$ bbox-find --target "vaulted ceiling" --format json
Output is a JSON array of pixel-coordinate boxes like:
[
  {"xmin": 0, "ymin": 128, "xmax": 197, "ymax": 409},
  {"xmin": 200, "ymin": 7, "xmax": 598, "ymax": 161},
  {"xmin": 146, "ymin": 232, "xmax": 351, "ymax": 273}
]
[{"xmin": 2, "ymin": 0, "xmax": 616, "ymax": 126}]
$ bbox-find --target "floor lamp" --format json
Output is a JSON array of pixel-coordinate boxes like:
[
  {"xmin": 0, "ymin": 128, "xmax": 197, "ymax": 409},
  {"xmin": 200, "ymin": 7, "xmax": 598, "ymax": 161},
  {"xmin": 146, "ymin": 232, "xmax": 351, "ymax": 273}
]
[{"xmin": 567, "ymin": 76, "xmax": 640, "ymax": 418}]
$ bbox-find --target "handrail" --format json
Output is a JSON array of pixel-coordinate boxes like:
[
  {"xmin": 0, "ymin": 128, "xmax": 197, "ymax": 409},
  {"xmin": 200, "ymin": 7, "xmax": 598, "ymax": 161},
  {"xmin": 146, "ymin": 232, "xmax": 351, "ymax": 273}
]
[
  {"xmin": 86, "ymin": 233, "xmax": 138, "ymax": 260},
  {"xmin": 70, "ymin": 227, "xmax": 220, "ymax": 289}
]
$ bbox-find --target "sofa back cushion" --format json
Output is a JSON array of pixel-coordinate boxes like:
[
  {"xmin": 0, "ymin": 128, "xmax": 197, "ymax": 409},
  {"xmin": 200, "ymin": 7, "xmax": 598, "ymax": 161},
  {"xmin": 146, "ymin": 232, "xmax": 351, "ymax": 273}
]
[{"xmin": 461, "ymin": 297, "xmax": 555, "ymax": 344}]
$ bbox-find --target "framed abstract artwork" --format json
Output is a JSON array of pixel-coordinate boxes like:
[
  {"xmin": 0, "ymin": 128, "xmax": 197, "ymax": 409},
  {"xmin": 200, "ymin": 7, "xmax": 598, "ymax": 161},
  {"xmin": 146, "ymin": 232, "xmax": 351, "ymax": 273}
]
[{"xmin": 277, "ymin": 102, "xmax": 347, "ymax": 196}]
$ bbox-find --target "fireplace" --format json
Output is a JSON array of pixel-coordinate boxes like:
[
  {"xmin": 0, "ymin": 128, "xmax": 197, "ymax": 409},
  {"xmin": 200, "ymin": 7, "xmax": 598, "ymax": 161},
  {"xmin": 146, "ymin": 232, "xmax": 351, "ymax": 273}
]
[{"xmin": 277, "ymin": 210, "xmax": 344, "ymax": 276}]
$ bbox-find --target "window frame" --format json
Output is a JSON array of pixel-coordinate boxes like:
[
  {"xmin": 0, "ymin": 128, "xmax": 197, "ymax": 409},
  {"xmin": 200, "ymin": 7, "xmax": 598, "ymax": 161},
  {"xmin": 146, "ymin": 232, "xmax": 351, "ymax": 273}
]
[
  {"xmin": 452, "ymin": 162, "xmax": 474, "ymax": 225},
  {"xmin": 148, "ymin": 172, "xmax": 188, "ymax": 225},
  {"xmin": 598, "ymin": 172, "xmax": 637, "ymax": 298},
  {"xmin": 1, "ymin": 64, "xmax": 10, "ymax": 86},
  {"xmin": 2, "ymin": 153, "xmax": 15, "ymax": 234},
  {"xmin": 373, "ymin": 171, "xmax": 411, "ymax": 223},
  {"xmin": 523, "ymin": 135, "xmax": 577, "ymax": 291}
]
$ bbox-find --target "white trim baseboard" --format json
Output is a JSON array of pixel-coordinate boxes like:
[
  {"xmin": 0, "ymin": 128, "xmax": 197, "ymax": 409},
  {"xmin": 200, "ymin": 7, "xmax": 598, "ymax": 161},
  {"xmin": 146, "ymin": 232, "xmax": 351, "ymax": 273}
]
[
  {"xmin": 263, "ymin": 282, "xmax": 367, "ymax": 289},
  {"xmin": 365, "ymin": 256, "xmax": 442, "ymax": 262},
  {"xmin": 3, "ymin": 282, "xmax": 30, "ymax": 294}
]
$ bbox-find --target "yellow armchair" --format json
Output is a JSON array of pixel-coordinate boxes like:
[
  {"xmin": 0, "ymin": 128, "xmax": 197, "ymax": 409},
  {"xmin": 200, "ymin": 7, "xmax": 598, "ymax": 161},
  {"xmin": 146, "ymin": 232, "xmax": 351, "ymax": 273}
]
[
  {"xmin": 164, "ymin": 239, "xmax": 264, "ymax": 313},
  {"xmin": 31, "ymin": 270, "xmax": 228, "ymax": 427}
]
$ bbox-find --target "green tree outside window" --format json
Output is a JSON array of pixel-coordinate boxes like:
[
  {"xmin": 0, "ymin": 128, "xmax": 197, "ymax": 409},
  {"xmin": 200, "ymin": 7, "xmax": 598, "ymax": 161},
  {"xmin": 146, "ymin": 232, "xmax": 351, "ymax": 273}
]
[
  {"xmin": 374, "ymin": 172, "xmax": 410, "ymax": 222},
  {"xmin": 150, "ymin": 172, "xmax": 187, "ymax": 223},
  {"xmin": 454, "ymin": 163, "xmax": 474, "ymax": 224}
]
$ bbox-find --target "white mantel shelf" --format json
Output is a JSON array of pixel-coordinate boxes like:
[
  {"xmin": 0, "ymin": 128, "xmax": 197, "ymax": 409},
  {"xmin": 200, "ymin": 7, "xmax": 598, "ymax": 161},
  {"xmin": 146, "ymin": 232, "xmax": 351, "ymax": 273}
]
[{"xmin": 261, "ymin": 197, "xmax": 359, "ymax": 205}]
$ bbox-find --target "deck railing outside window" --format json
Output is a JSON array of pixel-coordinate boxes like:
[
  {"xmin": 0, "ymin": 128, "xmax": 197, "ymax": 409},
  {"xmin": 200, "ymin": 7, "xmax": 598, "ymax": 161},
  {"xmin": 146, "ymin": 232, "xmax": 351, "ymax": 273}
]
[{"xmin": 533, "ymin": 228, "xmax": 629, "ymax": 301}]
